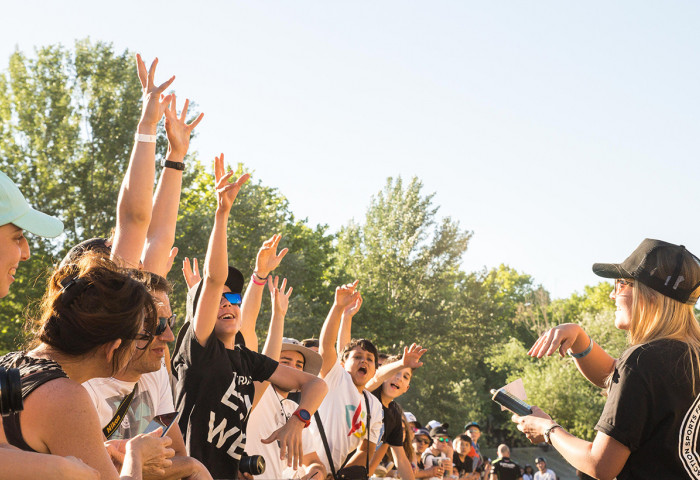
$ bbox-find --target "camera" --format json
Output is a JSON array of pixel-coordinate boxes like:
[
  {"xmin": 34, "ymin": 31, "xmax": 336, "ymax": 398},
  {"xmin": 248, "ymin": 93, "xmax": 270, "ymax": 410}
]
[
  {"xmin": 0, "ymin": 366, "xmax": 23, "ymax": 416},
  {"xmin": 239, "ymin": 454, "xmax": 266, "ymax": 476}
]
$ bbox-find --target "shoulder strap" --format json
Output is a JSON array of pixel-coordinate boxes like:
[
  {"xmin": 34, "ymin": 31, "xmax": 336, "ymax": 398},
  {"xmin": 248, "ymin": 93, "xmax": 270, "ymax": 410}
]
[
  {"xmin": 362, "ymin": 390, "xmax": 371, "ymax": 475},
  {"xmin": 102, "ymin": 384, "xmax": 137, "ymax": 439},
  {"xmin": 314, "ymin": 411, "xmax": 338, "ymax": 480}
]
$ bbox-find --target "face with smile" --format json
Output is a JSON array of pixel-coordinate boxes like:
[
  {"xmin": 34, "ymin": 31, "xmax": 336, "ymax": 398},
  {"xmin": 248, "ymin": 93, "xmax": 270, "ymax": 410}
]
[
  {"xmin": 214, "ymin": 286, "xmax": 242, "ymax": 340},
  {"xmin": 0, "ymin": 224, "xmax": 30, "ymax": 298},
  {"xmin": 342, "ymin": 347, "xmax": 376, "ymax": 388},
  {"xmin": 123, "ymin": 290, "xmax": 175, "ymax": 377},
  {"xmin": 611, "ymin": 278, "xmax": 634, "ymax": 330},
  {"xmin": 381, "ymin": 366, "xmax": 411, "ymax": 400}
]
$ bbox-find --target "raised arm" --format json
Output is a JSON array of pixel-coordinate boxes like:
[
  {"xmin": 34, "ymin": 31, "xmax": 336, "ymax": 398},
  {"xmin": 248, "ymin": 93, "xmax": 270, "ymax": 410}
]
[
  {"xmin": 111, "ymin": 54, "xmax": 174, "ymax": 267},
  {"xmin": 142, "ymin": 95, "xmax": 203, "ymax": 276},
  {"xmin": 337, "ymin": 294, "xmax": 362, "ymax": 356},
  {"xmin": 365, "ymin": 343, "xmax": 427, "ymax": 391},
  {"xmin": 527, "ymin": 323, "xmax": 616, "ymax": 389},
  {"xmin": 319, "ymin": 281, "xmax": 360, "ymax": 378},
  {"xmin": 240, "ymin": 234, "xmax": 288, "ymax": 351},
  {"xmin": 192, "ymin": 154, "xmax": 249, "ymax": 347}
]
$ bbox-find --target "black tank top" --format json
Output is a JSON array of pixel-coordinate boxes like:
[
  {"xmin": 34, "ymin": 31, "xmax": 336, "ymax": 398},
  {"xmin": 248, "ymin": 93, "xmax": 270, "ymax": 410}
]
[{"xmin": 0, "ymin": 351, "xmax": 68, "ymax": 451}]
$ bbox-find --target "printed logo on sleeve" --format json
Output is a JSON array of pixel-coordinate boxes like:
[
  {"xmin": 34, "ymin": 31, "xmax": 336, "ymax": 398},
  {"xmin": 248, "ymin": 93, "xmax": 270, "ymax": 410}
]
[{"xmin": 679, "ymin": 393, "xmax": 700, "ymax": 478}]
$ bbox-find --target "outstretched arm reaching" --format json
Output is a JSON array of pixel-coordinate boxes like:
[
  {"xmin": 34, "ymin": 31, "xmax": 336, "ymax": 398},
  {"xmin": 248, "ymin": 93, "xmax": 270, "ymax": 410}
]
[
  {"xmin": 240, "ymin": 234, "xmax": 288, "ymax": 351},
  {"xmin": 365, "ymin": 343, "xmax": 427, "ymax": 392},
  {"xmin": 319, "ymin": 281, "xmax": 360, "ymax": 378},
  {"xmin": 111, "ymin": 54, "xmax": 174, "ymax": 267},
  {"xmin": 142, "ymin": 95, "xmax": 203, "ymax": 276}
]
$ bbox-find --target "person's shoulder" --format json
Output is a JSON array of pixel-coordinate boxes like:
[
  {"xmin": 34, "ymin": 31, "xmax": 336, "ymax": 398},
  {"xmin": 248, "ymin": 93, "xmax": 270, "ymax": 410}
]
[
  {"xmin": 619, "ymin": 338, "xmax": 688, "ymax": 368},
  {"xmin": 26, "ymin": 376, "xmax": 93, "ymax": 414}
]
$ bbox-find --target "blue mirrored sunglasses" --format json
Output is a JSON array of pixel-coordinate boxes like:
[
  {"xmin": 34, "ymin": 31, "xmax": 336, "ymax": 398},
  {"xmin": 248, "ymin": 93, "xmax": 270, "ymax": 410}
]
[{"xmin": 222, "ymin": 292, "xmax": 242, "ymax": 306}]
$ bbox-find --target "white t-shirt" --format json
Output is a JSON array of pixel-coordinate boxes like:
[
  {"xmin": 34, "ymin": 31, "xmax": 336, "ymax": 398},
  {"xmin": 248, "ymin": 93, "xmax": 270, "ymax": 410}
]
[
  {"xmin": 309, "ymin": 360, "xmax": 383, "ymax": 472},
  {"xmin": 422, "ymin": 450, "xmax": 449, "ymax": 480},
  {"xmin": 246, "ymin": 385, "xmax": 321, "ymax": 480},
  {"xmin": 82, "ymin": 364, "xmax": 174, "ymax": 439},
  {"xmin": 534, "ymin": 469, "xmax": 556, "ymax": 480}
]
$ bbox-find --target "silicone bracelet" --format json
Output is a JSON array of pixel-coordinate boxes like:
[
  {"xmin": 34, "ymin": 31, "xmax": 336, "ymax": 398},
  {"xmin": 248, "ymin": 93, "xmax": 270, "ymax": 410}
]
[
  {"xmin": 134, "ymin": 133, "xmax": 157, "ymax": 143},
  {"xmin": 569, "ymin": 335, "xmax": 593, "ymax": 359},
  {"xmin": 251, "ymin": 275, "xmax": 266, "ymax": 286}
]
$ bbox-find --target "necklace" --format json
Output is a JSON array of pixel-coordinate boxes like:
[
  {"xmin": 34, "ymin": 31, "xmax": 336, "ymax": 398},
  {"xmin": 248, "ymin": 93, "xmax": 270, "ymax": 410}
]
[{"xmin": 273, "ymin": 387, "xmax": 291, "ymax": 425}]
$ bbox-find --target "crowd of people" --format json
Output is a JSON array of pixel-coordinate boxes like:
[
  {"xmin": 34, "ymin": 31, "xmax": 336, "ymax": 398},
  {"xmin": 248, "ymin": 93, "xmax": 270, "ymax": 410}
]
[{"xmin": 1, "ymin": 53, "xmax": 700, "ymax": 480}]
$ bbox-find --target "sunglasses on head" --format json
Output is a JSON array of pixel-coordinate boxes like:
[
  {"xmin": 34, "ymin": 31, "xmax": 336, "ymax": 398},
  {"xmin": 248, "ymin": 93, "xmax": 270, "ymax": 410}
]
[
  {"xmin": 155, "ymin": 314, "xmax": 176, "ymax": 336},
  {"xmin": 221, "ymin": 292, "xmax": 242, "ymax": 306}
]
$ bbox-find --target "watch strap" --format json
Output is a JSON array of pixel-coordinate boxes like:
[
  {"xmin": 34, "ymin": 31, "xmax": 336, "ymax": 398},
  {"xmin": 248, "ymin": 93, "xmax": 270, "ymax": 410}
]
[
  {"xmin": 161, "ymin": 160, "xmax": 185, "ymax": 171},
  {"xmin": 134, "ymin": 133, "xmax": 157, "ymax": 143},
  {"xmin": 292, "ymin": 408, "xmax": 311, "ymax": 428},
  {"xmin": 544, "ymin": 423, "xmax": 561, "ymax": 445}
]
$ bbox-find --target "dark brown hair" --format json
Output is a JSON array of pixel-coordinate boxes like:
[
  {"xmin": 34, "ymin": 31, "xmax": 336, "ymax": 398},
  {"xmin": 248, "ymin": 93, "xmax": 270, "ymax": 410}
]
[
  {"xmin": 128, "ymin": 269, "xmax": 172, "ymax": 295},
  {"xmin": 30, "ymin": 253, "xmax": 157, "ymax": 373},
  {"xmin": 340, "ymin": 338, "xmax": 379, "ymax": 368}
]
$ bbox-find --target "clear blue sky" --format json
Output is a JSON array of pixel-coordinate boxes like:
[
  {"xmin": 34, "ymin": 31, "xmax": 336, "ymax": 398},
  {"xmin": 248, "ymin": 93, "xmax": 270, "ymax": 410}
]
[{"xmin": 3, "ymin": 1, "xmax": 699, "ymax": 298}]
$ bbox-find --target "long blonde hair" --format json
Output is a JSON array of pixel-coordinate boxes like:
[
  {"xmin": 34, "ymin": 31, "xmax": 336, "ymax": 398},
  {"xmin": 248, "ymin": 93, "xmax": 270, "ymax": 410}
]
[{"xmin": 627, "ymin": 248, "xmax": 700, "ymax": 394}]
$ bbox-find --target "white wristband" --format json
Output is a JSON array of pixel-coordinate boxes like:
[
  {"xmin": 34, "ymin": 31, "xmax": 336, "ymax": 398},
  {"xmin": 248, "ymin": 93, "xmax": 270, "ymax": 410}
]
[{"xmin": 134, "ymin": 133, "xmax": 157, "ymax": 143}]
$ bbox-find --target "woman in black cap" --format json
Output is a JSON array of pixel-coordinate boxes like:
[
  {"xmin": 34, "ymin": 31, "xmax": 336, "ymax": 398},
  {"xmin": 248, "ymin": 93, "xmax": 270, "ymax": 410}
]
[{"xmin": 513, "ymin": 239, "xmax": 700, "ymax": 480}]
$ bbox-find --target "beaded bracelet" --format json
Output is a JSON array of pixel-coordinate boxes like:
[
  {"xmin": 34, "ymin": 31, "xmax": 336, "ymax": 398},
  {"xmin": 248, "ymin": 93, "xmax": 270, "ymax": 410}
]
[{"xmin": 569, "ymin": 335, "xmax": 593, "ymax": 359}]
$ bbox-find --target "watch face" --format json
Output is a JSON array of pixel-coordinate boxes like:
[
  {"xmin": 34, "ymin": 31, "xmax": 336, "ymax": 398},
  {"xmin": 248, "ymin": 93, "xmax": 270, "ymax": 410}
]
[{"xmin": 298, "ymin": 409, "xmax": 311, "ymax": 421}]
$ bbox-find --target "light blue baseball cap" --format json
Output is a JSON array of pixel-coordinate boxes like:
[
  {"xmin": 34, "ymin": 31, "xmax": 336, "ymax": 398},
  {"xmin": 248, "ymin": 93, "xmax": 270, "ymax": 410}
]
[{"xmin": 0, "ymin": 171, "xmax": 63, "ymax": 237}]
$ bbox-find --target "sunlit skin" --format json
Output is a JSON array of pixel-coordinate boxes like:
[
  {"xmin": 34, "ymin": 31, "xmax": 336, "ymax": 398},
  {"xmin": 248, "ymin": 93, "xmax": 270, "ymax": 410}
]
[
  {"xmin": 610, "ymin": 279, "xmax": 633, "ymax": 330},
  {"xmin": 214, "ymin": 285, "xmax": 242, "ymax": 341},
  {"xmin": 274, "ymin": 350, "xmax": 306, "ymax": 396},
  {"xmin": 465, "ymin": 426, "xmax": 480, "ymax": 444},
  {"xmin": 454, "ymin": 438, "xmax": 470, "ymax": 456},
  {"xmin": 0, "ymin": 224, "xmax": 30, "ymax": 298},
  {"xmin": 380, "ymin": 366, "xmax": 411, "ymax": 405},
  {"xmin": 341, "ymin": 347, "xmax": 376, "ymax": 391},
  {"xmin": 118, "ymin": 290, "xmax": 176, "ymax": 381}
]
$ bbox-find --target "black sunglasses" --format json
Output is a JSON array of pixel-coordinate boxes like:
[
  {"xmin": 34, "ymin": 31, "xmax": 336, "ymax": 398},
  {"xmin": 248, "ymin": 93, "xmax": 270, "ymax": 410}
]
[{"xmin": 156, "ymin": 314, "xmax": 176, "ymax": 336}]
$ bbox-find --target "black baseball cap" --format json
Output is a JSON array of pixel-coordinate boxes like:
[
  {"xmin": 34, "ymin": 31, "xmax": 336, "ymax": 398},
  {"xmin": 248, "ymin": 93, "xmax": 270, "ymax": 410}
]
[
  {"xmin": 535, "ymin": 457, "xmax": 546, "ymax": 463},
  {"xmin": 593, "ymin": 239, "xmax": 700, "ymax": 305},
  {"xmin": 430, "ymin": 425, "xmax": 450, "ymax": 439}
]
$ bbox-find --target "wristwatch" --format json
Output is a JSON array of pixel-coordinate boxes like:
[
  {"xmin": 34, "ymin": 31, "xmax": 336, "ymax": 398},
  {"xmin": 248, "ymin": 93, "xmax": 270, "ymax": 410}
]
[
  {"xmin": 292, "ymin": 408, "xmax": 311, "ymax": 428},
  {"xmin": 544, "ymin": 423, "xmax": 561, "ymax": 445}
]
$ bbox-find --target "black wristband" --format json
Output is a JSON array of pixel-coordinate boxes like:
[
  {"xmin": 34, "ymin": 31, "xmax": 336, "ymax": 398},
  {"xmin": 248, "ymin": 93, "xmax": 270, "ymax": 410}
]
[{"xmin": 161, "ymin": 160, "xmax": 185, "ymax": 171}]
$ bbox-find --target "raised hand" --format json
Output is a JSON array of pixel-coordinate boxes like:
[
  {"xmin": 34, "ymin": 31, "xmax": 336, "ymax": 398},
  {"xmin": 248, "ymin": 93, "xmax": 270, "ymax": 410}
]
[
  {"xmin": 213, "ymin": 153, "xmax": 250, "ymax": 213},
  {"xmin": 136, "ymin": 54, "xmax": 175, "ymax": 128},
  {"xmin": 528, "ymin": 323, "xmax": 586, "ymax": 358},
  {"xmin": 334, "ymin": 280, "xmax": 360, "ymax": 309},
  {"xmin": 401, "ymin": 343, "xmax": 427, "ymax": 369},
  {"xmin": 343, "ymin": 293, "xmax": 363, "ymax": 317},
  {"xmin": 255, "ymin": 234, "xmax": 289, "ymax": 278},
  {"xmin": 164, "ymin": 246, "xmax": 179, "ymax": 275},
  {"xmin": 268, "ymin": 276, "xmax": 293, "ymax": 318},
  {"xmin": 163, "ymin": 94, "xmax": 204, "ymax": 159},
  {"xmin": 182, "ymin": 256, "xmax": 201, "ymax": 289}
]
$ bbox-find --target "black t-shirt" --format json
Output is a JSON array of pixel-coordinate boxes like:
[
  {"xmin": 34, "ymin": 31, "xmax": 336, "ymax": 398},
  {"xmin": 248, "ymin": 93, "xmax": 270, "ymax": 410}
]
[
  {"xmin": 595, "ymin": 339, "xmax": 700, "ymax": 479},
  {"xmin": 453, "ymin": 452, "xmax": 474, "ymax": 476},
  {"xmin": 491, "ymin": 457, "xmax": 521, "ymax": 480},
  {"xmin": 372, "ymin": 387, "xmax": 403, "ymax": 447},
  {"xmin": 172, "ymin": 327, "xmax": 278, "ymax": 478}
]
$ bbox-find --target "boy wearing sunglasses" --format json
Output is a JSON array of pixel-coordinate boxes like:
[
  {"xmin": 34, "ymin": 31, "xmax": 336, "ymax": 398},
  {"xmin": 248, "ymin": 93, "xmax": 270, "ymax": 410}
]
[{"xmin": 422, "ymin": 425, "xmax": 456, "ymax": 480}]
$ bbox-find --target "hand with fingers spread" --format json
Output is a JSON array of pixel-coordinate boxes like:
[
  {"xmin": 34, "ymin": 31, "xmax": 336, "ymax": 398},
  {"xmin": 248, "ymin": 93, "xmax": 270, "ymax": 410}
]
[
  {"xmin": 213, "ymin": 153, "xmax": 250, "ymax": 214},
  {"xmin": 401, "ymin": 343, "xmax": 427, "ymax": 369},
  {"xmin": 164, "ymin": 94, "xmax": 204, "ymax": 160},
  {"xmin": 528, "ymin": 323, "xmax": 587, "ymax": 358},
  {"xmin": 261, "ymin": 419, "xmax": 305, "ymax": 471},
  {"xmin": 135, "ymin": 53, "xmax": 175, "ymax": 129},
  {"xmin": 268, "ymin": 276, "xmax": 293, "ymax": 318},
  {"xmin": 255, "ymin": 234, "xmax": 289, "ymax": 278},
  {"xmin": 334, "ymin": 280, "xmax": 360, "ymax": 309},
  {"xmin": 343, "ymin": 293, "xmax": 363, "ymax": 317},
  {"xmin": 182, "ymin": 257, "xmax": 202, "ymax": 289}
]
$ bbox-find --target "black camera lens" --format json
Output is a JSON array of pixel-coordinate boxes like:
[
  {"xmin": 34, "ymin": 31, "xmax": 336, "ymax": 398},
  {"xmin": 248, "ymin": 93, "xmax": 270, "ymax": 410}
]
[
  {"xmin": 239, "ymin": 454, "xmax": 266, "ymax": 476},
  {"xmin": 0, "ymin": 367, "xmax": 23, "ymax": 416}
]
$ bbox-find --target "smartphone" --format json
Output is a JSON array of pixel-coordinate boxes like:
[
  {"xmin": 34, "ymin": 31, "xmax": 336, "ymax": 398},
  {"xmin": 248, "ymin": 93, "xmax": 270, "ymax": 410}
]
[
  {"xmin": 490, "ymin": 388, "xmax": 533, "ymax": 416},
  {"xmin": 143, "ymin": 411, "xmax": 180, "ymax": 437}
]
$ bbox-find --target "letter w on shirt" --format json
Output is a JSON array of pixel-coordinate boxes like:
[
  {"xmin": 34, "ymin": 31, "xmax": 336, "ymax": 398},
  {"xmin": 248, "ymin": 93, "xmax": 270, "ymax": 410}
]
[{"xmin": 208, "ymin": 411, "xmax": 243, "ymax": 453}]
